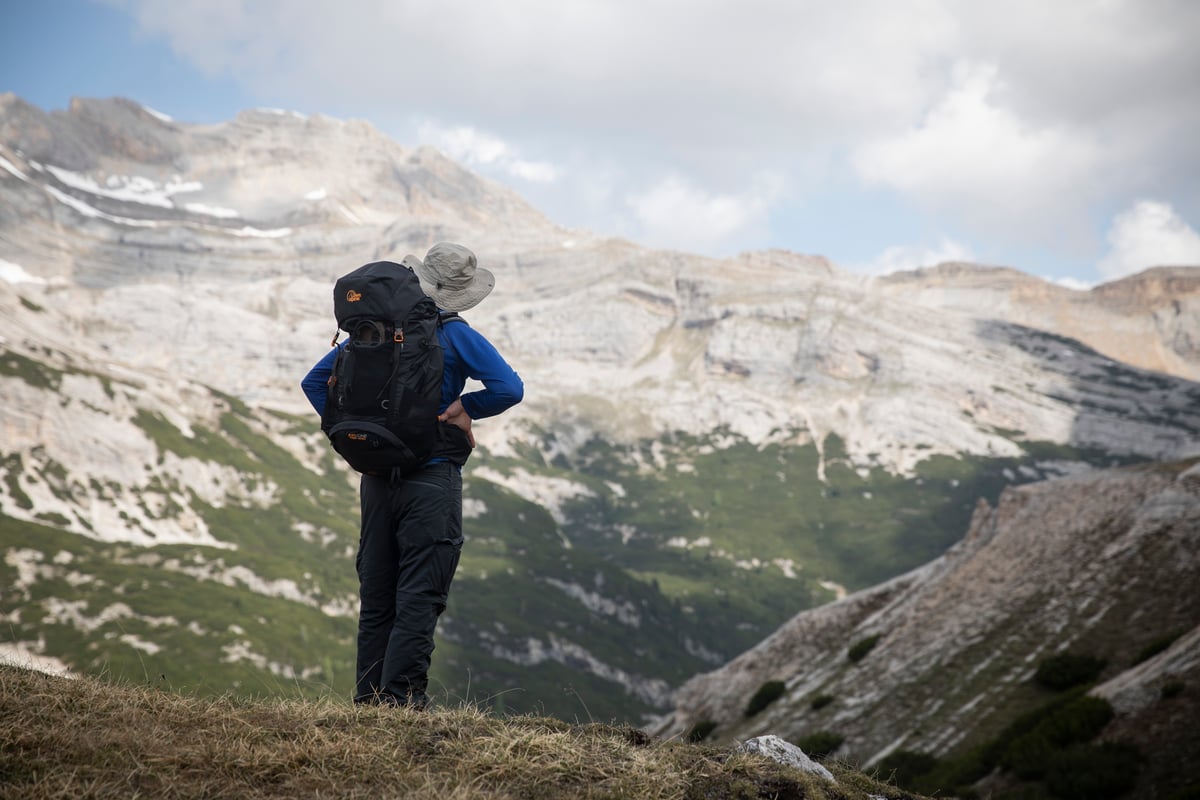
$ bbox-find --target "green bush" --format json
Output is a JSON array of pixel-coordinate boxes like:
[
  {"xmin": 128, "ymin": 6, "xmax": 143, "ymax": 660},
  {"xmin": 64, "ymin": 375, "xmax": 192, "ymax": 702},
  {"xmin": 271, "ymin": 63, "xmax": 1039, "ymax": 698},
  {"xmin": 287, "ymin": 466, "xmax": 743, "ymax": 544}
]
[
  {"xmin": 1133, "ymin": 632, "xmax": 1182, "ymax": 665},
  {"xmin": 686, "ymin": 720, "xmax": 718, "ymax": 743},
  {"xmin": 1033, "ymin": 653, "xmax": 1107, "ymax": 691},
  {"xmin": 848, "ymin": 634, "xmax": 882, "ymax": 663},
  {"xmin": 893, "ymin": 692, "xmax": 1122, "ymax": 799},
  {"xmin": 1043, "ymin": 742, "xmax": 1142, "ymax": 800},
  {"xmin": 793, "ymin": 731, "xmax": 844, "ymax": 760},
  {"xmin": 810, "ymin": 693, "xmax": 834, "ymax": 711},
  {"xmin": 1004, "ymin": 732, "xmax": 1057, "ymax": 781},
  {"xmin": 877, "ymin": 749, "xmax": 939, "ymax": 789},
  {"xmin": 1162, "ymin": 681, "xmax": 1185, "ymax": 699},
  {"xmin": 920, "ymin": 743, "xmax": 995, "ymax": 796},
  {"xmin": 1000, "ymin": 695, "xmax": 1115, "ymax": 779},
  {"xmin": 744, "ymin": 680, "xmax": 787, "ymax": 717}
]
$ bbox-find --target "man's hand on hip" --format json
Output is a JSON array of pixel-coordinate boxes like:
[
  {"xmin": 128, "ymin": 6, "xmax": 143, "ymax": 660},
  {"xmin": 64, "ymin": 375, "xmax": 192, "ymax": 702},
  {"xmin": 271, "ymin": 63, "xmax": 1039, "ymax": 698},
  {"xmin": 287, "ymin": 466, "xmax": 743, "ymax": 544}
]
[{"xmin": 438, "ymin": 398, "xmax": 475, "ymax": 448}]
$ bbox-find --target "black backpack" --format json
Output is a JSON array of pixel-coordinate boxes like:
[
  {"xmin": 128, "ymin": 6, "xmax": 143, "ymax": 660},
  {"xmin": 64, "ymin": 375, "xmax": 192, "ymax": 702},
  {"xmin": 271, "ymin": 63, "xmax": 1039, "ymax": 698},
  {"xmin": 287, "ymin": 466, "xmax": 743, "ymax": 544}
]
[{"xmin": 321, "ymin": 260, "xmax": 444, "ymax": 477}]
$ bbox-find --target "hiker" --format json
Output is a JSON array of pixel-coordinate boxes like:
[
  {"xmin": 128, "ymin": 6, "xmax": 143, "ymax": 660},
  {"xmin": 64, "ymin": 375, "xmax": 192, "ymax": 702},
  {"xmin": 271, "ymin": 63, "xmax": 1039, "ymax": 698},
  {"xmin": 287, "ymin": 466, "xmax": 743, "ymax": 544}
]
[{"xmin": 301, "ymin": 242, "xmax": 523, "ymax": 708}]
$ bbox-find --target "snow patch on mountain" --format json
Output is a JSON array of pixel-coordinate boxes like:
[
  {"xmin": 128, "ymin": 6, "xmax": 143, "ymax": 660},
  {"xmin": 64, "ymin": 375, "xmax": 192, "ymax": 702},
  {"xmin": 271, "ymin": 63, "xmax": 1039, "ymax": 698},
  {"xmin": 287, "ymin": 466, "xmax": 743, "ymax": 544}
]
[{"xmin": 44, "ymin": 164, "xmax": 202, "ymax": 207}]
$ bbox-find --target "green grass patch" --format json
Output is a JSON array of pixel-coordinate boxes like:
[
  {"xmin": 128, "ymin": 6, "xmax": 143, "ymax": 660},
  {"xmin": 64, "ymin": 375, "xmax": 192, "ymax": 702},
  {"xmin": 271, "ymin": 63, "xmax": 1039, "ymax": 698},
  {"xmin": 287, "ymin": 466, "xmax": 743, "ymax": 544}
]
[
  {"xmin": 1, "ymin": 348, "xmax": 63, "ymax": 391},
  {"xmin": 2, "ymin": 453, "xmax": 34, "ymax": 510}
]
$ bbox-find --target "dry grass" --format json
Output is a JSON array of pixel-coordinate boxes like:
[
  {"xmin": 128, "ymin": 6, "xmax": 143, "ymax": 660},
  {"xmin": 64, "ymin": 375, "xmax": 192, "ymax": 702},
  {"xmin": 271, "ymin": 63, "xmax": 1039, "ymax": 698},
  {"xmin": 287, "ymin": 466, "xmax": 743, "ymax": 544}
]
[{"xmin": 0, "ymin": 664, "xmax": 925, "ymax": 799}]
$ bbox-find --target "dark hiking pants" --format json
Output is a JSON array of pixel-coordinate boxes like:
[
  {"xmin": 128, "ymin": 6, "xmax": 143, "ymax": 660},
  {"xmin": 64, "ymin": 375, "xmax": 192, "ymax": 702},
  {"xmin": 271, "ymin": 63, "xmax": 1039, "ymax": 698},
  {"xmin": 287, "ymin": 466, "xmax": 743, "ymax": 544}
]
[{"xmin": 354, "ymin": 462, "xmax": 463, "ymax": 708}]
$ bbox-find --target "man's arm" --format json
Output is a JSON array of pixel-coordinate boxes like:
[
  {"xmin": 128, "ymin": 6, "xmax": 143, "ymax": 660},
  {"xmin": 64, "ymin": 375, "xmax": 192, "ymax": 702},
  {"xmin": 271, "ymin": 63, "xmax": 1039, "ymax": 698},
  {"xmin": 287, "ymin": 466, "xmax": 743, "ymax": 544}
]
[
  {"xmin": 300, "ymin": 345, "xmax": 340, "ymax": 415},
  {"xmin": 446, "ymin": 324, "xmax": 524, "ymax": 420}
]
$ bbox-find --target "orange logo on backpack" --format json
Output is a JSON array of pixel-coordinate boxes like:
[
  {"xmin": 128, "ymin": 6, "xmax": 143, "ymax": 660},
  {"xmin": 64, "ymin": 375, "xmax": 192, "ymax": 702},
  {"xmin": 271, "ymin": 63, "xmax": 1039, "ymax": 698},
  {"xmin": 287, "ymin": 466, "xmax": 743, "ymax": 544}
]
[
  {"xmin": 346, "ymin": 289, "xmax": 362, "ymax": 302},
  {"xmin": 348, "ymin": 432, "xmax": 367, "ymax": 441}
]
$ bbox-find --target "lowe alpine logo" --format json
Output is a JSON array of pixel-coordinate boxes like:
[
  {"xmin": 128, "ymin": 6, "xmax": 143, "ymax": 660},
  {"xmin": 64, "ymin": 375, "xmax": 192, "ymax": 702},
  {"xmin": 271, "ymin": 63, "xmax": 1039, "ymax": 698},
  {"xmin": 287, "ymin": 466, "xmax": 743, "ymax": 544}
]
[
  {"xmin": 347, "ymin": 432, "xmax": 368, "ymax": 441},
  {"xmin": 346, "ymin": 289, "xmax": 363, "ymax": 302}
]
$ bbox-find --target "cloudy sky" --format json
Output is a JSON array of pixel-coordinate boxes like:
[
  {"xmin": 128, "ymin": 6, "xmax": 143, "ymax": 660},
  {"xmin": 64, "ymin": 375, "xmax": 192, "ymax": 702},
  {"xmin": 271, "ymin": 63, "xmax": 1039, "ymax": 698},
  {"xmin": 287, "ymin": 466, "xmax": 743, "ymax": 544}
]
[{"xmin": 3, "ymin": 0, "xmax": 1199, "ymax": 285}]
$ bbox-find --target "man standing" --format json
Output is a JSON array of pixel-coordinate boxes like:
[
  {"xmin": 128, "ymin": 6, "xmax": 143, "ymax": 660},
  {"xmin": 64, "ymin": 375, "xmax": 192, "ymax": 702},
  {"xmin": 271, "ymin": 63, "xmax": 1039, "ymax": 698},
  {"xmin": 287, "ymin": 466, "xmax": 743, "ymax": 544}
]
[{"xmin": 301, "ymin": 242, "xmax": 523, "ymax": 708}]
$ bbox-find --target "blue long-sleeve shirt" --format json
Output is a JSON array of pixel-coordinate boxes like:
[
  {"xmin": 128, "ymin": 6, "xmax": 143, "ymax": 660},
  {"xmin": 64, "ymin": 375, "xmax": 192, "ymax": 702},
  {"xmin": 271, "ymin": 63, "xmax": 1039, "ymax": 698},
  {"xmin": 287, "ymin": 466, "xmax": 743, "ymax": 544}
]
[{"xmin": 300, "ymin": 316, "xmax": 523, "ymax": 419}]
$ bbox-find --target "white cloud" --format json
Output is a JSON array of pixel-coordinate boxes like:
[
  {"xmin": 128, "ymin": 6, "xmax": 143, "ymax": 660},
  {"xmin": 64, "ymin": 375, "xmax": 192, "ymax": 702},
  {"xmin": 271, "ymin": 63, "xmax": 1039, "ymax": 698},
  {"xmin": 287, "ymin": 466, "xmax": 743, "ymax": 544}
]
[
  {"xmin": 1097, "ymin": 201, "xmax": 1200, "ymax": 280},
  {"xmin": 418, "ymin": 123, "xmax": 559, "ymax": 184},
  {"xmin": 853, "ymin": 61, "xmax": 1102, "ymax": 236},
  {"xmin": 429, "ymin": 125, "xmax": 509, "ymax": 166},
  {"xmin": 627, "ymin": 174, "xmax": 781, "ymax": 256},
  {"xmin": 507, "ymin": 160, "xmax": 558, "ymax": 184},
  {"xmin": 1052, "ymin": 277, "xmax": 1093, "ymax": 292},
  {"xmin": 100, "ymin": 1, "xmax": 1200, "ymax": 280},
  {"xmin": 863, "ymin": 238, "xmax": 975, "ymax": 275}
]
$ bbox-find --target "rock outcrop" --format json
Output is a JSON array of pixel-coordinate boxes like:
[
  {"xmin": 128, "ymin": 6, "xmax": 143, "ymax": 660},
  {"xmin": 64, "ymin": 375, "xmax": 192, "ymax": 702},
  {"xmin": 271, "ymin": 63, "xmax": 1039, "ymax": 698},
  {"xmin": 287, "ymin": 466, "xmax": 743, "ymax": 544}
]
[{"xmin": 651, "ymin": 459, "xmax": 1200, "ymax": 779}]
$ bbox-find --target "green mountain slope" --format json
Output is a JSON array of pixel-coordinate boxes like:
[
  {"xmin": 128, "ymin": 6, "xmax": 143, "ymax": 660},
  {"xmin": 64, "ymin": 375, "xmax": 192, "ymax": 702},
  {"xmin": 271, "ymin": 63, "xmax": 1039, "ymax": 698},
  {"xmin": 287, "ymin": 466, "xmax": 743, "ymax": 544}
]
[{"xmin": 1, "ymin": 340, "xmax": 1153, "ymax": 724}]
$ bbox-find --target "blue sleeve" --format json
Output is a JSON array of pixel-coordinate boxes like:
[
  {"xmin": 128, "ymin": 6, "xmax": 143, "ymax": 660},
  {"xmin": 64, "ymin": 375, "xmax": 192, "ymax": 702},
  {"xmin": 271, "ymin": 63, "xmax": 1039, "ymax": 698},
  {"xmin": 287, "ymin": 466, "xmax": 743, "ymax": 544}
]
[
  {"xmin": 444, "ymin": 322, "xmax": 524, "ymax": 420},
  {"xmin": 300, "ymin": 345, "xmax": 340, "ymax": 416}
]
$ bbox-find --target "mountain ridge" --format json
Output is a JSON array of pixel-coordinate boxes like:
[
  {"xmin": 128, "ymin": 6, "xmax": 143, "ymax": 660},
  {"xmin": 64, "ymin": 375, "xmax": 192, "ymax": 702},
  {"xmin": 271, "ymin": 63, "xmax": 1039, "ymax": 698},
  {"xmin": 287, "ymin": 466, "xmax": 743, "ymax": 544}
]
[{"xmin": 2, "ymin": 97, "xmax": 1199, "ymax": 793}]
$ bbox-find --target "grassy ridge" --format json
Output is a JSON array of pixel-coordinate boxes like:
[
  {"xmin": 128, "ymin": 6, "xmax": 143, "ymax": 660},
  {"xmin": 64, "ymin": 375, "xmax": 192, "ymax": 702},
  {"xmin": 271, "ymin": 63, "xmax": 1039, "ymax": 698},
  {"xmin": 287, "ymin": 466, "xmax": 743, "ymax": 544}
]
[{"xmin": 0, "ymin": 664, "xmax": 928, "ymax": 800}]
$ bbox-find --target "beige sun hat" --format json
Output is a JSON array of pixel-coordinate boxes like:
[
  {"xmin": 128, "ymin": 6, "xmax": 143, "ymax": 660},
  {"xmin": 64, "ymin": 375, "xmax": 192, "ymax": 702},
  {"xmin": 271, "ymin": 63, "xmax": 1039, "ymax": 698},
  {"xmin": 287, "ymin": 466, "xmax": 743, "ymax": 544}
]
[{"xmin": 409, "ymin": 242, "xmax": 495, "ymax": 312}]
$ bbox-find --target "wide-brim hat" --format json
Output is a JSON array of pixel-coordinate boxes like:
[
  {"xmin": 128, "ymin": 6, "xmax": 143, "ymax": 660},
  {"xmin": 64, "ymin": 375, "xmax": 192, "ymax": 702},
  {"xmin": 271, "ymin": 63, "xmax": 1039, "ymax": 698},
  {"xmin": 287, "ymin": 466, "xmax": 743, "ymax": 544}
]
[{"xmin": 410, "ymin": 242, "xmax": 495, "ymax": 312}]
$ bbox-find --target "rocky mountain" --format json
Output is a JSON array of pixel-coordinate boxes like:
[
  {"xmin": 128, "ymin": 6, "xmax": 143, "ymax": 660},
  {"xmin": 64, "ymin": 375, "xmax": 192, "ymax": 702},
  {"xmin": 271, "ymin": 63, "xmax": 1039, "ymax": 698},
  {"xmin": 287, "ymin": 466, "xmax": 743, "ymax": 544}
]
[
  {"xmin": 879, "ymin": 263, "xmax": 1200, "ymax": 382},
  {"xmin": 650, "ymin": 458, "xmax": 1200, "ymax": 799},
  {"xmin": 2, "ymin": 95, "xmax": 1199, "ymax": 741}
]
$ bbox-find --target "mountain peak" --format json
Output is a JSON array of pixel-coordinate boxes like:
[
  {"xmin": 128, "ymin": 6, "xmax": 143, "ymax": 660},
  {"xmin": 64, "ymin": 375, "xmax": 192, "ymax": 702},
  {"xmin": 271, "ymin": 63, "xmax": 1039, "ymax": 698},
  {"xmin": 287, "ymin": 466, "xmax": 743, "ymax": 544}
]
[
  {"xmin": 879, "ymin": 260, "xmax": 1056, "ymax": 290},
  {"xmin": 1091, "ymin": 266, "xmax": 1200, "ymax": 311}
]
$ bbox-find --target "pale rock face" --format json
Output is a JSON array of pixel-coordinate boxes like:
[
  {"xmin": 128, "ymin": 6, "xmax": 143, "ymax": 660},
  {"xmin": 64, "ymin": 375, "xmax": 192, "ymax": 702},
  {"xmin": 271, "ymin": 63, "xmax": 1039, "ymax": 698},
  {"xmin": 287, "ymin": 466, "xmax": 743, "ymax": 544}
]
[
  {"xmin": 3, "ymin": 96, "xmax": 1199, "ymax": 477},
  {"xmin": 879, "ymin": 263, "xmax": 1200, "ymax": 381},
  {"xmin": 2, "ymin": 97, "xmax": 1200, "ymax": 552}
]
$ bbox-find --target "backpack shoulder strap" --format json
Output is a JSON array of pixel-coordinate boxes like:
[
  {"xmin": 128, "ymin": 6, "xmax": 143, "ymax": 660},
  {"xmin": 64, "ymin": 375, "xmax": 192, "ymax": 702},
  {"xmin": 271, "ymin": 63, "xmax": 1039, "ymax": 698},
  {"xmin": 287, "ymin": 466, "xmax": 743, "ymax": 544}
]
[
  {"xmin": 438, "ymin": 311, "xmax": 469, "ymax": 328},
  {"xmin": 437, "ymin": 312, "xmax": 468, "ymax": 362}
]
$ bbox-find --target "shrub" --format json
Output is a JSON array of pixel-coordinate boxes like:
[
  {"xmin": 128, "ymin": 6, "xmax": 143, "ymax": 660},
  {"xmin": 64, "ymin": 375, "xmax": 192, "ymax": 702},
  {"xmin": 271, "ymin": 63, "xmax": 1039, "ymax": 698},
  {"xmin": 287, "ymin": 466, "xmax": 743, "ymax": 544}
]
[
  {"xmin": 793, "ymin": 731, "xmax": 845, "ymax": 760},
  {"xmin": 890, "ymin": 691, "xmax": 1119, "ymax": 799},
  {"xmin": 1003, "ymin": 732, "xmax": 1057, "ymax": 781},
  {"xmin": 923, "ymin": 743, "xmax": 995, "ymax": 795},
  {"xmin": 1133, "ymin": 632, "xmax": 1182, "ymax": 665},
  {"xmin": 1034, "ymin": 653, "xmax": 1107, "ymax": 691},
  {"xmin": 1043, "ymin": 742, "xmax": 1142, "ymax": 800},
  {"xmin": 1161, "ymin": 681, "xmax": 1185, "ymax": 699},
  {"xmin": 744, "ymin": 680, "xmax": 787, "ymax": 717},
  {"xmin": 686, "ymin": 720, "xmax": 718, "ymax": 743},
  {"xmin": 848, "ymin": 634, "xmax": 882, "ymax": 663},
  {"xmin": 810, "ymin": 693, "xmax": 834, "ymax": 711},
  {"xmin": 878, "ymin": 749, "xmax": 939, "ymax": 789},
  {"xmin": 1000, "ymin": 695, "xmax": 1115, "ymax": 779}
]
